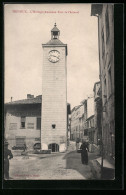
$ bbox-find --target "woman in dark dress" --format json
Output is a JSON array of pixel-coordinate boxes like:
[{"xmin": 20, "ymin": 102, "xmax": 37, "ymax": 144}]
[
  {"xmin": 4, "ymin": 141, "xmax": 13, "ymax": 179},
  {"xmin": 80, "ymin": 140, "xmax": 88, "ymax": 165}
]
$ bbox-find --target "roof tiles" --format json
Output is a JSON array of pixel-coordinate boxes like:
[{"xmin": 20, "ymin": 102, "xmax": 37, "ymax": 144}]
[
  {"xmin": 46, "ymin": 39, "xmax": 64, "ymax": 45},
  {"xmin": 5, "ymin": 95, "xmax": 42, "ymax": 105}
]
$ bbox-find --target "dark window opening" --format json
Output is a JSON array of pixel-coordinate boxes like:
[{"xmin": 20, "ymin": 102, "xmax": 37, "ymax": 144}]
[
  {"xmin": 104, "ymin": 78, "xmax": 107, "ymax": 97},
  {"xmin": 21, "ymin": 122, "xmax": 25, "ymax": 128},
  {"xmin": 108, "ymin": 67, "xmax": 112, "ymax": 95},
  {"xmin": 53, "ymin": 32, "xmax": 58, "ymax": 39},
  {"xmin": 48, "ymin": 143, "xmax": 59, "ymax": 152},
  {"xmin": 53, "ymin": 31, "xmax": 58, "ymax": 35},
  {"xmin": 52, "ymin": 124, "xmax": 56, "ymax": 129},
  {"xmin": 37, "ymin": 117, "xmax": 41, "ymax": 130},
  {"xmin": 21, "ymin": 116, "xmax": 26, "ymax": 129},
  {"xmin": 102, "ymin": 29, "xmax": 105, "ymax": 58},
  {"xmin": 105, "ymin": 7, "xmax": 110, "ymax": 42},
  {"xmin": 84, "ymin": 129, "xmax": 88, "ymax": 136}
]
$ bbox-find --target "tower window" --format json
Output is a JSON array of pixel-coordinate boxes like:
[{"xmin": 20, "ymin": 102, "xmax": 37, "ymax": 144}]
[
  {"xmin": 52, "ymin": 124, "xmax": 56, "ymax": 129},
  {"xmin": 53, "ymin": 32, "xmax": 58, "ymax": 39},
  {"xmin": 53, "ymin": 32, "xmax": 58, "ymax": 35}
]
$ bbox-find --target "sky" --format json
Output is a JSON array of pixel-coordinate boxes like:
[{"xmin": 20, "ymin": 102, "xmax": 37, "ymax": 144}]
[{"xmin": 4, "ymin": 3, "xmax": 99, "ymax": 109}]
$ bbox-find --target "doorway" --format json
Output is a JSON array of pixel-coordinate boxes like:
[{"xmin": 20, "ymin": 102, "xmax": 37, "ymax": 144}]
[{"xmin": 48, "ymin": 143, "xmax": 59, "ymax": 152}]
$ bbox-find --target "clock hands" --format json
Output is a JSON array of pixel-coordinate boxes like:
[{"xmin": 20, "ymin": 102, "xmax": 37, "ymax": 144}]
[
  {"xmin": 50, "ymin": 54, "xmax": 59, "ymax": 57},
  {"xmin": 49, "ymin": 54, "xmax": 59, "ymax": 59}
]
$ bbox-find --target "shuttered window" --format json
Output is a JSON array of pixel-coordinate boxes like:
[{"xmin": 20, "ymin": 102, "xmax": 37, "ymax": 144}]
[
  {"xmin": 9, "ymin": 123, "xmax": 17, "ymax": 130},
  {"xmin": 16, "ymin": 137, "xmax": 25, "ymax": 147},
  {"xmin": 37, "ymin": 117, "xmax": 41, "ymax": 130},
  {"xmin": 21, "ymin": 116, "xmax": 26, "ymax": 128},
  {"xmin": 27, "ymin": 123, "xmax": 34, "ymax": 129}
]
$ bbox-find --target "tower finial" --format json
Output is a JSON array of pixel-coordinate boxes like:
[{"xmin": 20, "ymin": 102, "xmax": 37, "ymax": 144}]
[{"xmin": 54, "ymin": 22, "xmax": 57, "ymax": 27}]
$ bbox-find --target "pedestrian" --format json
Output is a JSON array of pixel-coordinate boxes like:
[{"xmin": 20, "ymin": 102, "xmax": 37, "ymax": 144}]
[
  {"xmin": 23, "ymin": 143, "xmax": 27, "ymax": 152},
  {"xmin": 4, "ymin": 141, "xmax": 13, "ymax": 179},
  {"xmin": 76, "ymin": 138, "xmax": 80, "ymax": 151},
  {"xmin": 98, "ymin": 138, "xmax": 102, "ymax": 156},
  {"xmin": 79, "ymin": 140, "xmax": 82, "ymax": 149},
  {"xmin": 80, "ymin": 139, "xmax": 88, "ymax": 165}
]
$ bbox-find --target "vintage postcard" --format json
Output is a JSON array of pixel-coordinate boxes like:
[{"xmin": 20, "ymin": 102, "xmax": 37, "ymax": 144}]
[{"xmin": 4, "ymin": 3, "xmax": 115, "ymax": 182}]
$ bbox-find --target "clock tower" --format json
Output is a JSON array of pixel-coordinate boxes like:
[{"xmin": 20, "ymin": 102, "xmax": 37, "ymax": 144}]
[{"xmin": 41, "ymin": 23, "xmax": 68, "ymax": 152}]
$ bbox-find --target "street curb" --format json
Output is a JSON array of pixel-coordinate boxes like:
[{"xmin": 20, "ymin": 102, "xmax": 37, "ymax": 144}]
[
  {"xmin": 89, "ymin": 159, "xmax": 115, "ymax": 180},
  {"xmin": 26, "ymin": 152, "xmax": 67, "ymax": 159},
  {"xmin": 89, "ymin": 159, "xmax": 101, "ymax": 179}
]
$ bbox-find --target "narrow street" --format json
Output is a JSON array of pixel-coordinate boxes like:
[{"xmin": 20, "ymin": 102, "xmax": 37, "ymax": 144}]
[{"xmin": 9, "ymin": 141, "xmax": 96, "ymax": 180}]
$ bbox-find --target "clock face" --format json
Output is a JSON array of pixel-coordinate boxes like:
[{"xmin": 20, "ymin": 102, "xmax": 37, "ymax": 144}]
[{"xmin": 48, "ymin": 50, "xmax": 60, "ymax": 63}]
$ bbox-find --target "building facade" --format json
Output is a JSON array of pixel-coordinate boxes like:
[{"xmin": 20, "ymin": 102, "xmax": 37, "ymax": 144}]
[
  {"xmin": 86, "ymin": 96, "xmax": 95, "ymax": 143},
  {"xmin": 70, "ymin": 106, "xmax": 76, "ymax": 140},
  {"xmin": 4, "ymin": 95, "xmax": 71, "ymax": 151},
  {"xmin": 71, "ymin": 97, "xmax": 95, "ymax": 142},
  {"xmin": 91, "ymin": 4, "xmax": 115, "ymax": 164},
  {"xmin": 86, "ymin": 115, "xmax": 95, "ymax": 143},
  {"xmin": 4, "ymin": 95, "xmax": 41, "ymax": 149},
  {"xmin": 71, "ymin": 105, "xmax": 84, "ymax": 141},
  {"xmin": 41, "ymin": 24, "xmax": 68, "ymax": 152},
  {"xmin": 67, "ymin": 114, "xmax": 71, "ymax": 141},
  {"xmin": 81, "ymin": 99, "xmax": 88, "ymax": 140},
  {"xmin": 93, "ymin": 81, "xmax": 102, "ymax": 145}
]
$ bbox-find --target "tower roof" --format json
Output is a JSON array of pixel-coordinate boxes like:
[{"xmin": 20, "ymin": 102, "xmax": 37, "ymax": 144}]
[
  {"xmin": 42, "ymin": 23, "xmax": 68, "ymax": 55},
  {"xmin": 46, "ymin": 39, "xmax": 64, "ymax": 45},
  {"xmin": 46, "ymin": 23, "xmax": 65, "ymax": 45},
  {"xmin": 5, "ymin": 95, "xmax": 70, "ymax": 107},
  {"xmin": 51, "ymin": 23, "xmax": 60, "ymax": 32}
]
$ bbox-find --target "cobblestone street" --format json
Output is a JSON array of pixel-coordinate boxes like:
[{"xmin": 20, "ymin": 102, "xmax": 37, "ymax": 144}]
[{"xmin": 9, "ymin": 141, "xmax": 96, "ymax": 180}]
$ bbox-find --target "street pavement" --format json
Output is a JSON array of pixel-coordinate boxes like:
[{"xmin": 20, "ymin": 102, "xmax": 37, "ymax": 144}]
[{"xmin": 9, "ymin": 141, "xmax": 97, "ymax": 180}]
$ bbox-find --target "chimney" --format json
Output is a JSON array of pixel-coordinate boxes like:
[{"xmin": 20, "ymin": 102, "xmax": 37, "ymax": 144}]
[
  {"xmin": 11, "ymin": 97, "xmax": 13, "ymax": 102},
  {"xmin": 27, "ymin": 94, "xmax": 34, "ymax": 99}
]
